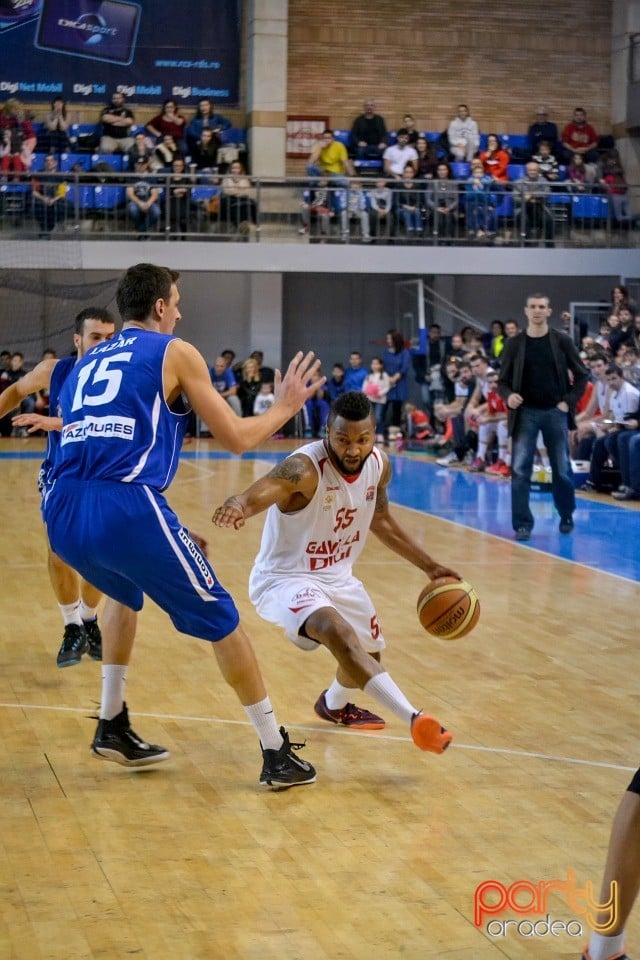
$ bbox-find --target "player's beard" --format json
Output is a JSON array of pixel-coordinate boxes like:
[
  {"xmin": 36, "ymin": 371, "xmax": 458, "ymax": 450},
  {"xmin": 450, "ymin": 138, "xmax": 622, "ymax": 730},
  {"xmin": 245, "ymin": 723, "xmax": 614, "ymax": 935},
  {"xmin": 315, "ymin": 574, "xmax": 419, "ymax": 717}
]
[{"xmin": 326, "ymin": 440, "xmax": 373, "ymax": 477}]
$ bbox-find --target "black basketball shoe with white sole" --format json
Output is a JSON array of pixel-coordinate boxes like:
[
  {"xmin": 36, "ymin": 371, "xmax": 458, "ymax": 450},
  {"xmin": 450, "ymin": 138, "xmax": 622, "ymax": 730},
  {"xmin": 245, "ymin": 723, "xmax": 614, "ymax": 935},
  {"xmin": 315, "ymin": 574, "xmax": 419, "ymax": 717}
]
[
  {"xmin": 57, "ymin": 623, "xmax": 89, "ymax": 667},
  {"xmin": 91, "ymin": 704, "xmax": 170, "ymax": 767},
  {"xmin": 260, "ymin": 726, "xmax": 316, "ymax": 789}
]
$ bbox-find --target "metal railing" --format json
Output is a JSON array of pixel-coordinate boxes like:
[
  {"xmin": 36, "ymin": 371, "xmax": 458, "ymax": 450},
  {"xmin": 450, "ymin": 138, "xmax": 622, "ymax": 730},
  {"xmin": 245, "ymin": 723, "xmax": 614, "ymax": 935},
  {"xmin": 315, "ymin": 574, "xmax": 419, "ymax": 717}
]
[{"xmin": 0, "ymin": 171, "xmax": 638, "ymax": 247}]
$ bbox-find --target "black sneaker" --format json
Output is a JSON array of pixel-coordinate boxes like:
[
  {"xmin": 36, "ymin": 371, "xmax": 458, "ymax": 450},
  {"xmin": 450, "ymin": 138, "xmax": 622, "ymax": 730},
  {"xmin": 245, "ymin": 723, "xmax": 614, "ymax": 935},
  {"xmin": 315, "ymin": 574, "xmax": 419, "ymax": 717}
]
[
  {"xmin": 57, "ymin": 623, "xmax": 89, "ymax": 667},
  {"xmin": 91, "ymin": 703, "xmax": 170, "ymax": 767},
  {"xmin": 82, "ymin": 618, "xmax": 102, "ymax": 660},
  {"xmin": 260, "ymin": 726, "xmax": 317, "ymax": 790}
]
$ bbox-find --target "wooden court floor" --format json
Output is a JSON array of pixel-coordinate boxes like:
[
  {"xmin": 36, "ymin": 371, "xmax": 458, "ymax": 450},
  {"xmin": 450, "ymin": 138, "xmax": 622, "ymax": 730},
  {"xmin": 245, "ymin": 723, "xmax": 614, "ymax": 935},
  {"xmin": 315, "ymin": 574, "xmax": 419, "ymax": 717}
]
[{"xmin": 0, "ymin": 439, "xmax": 638, "ymax": 960}]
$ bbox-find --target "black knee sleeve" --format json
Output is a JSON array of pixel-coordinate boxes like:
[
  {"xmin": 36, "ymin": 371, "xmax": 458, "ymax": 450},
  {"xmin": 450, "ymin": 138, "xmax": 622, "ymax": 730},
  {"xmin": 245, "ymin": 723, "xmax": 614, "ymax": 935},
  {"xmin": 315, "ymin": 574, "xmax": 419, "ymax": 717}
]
[{"xmin": 627, "ymin": 767, "xmax": 640, "ymax": 795}]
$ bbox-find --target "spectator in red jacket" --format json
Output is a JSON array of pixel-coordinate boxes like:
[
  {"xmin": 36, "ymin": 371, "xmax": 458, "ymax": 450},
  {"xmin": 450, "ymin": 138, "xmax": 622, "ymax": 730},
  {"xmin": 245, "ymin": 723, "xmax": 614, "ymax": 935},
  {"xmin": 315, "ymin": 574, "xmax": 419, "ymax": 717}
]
[
  {"xmin": 560, "ymin": 107, "xmax": 599, "ymax": 165},
  {"xmin": 479, "ymin": 133, "xmax": 510, "ymax": 183},
  {"xmin": 0, "ymin": 98, "xmax": 36, "ymax": 172}
]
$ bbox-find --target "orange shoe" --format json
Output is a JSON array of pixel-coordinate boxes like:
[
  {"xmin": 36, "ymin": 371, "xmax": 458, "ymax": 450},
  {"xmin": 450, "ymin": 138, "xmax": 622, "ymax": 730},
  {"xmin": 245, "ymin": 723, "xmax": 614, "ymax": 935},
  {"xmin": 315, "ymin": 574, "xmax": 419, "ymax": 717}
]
[{"xmin": 411, "ymin": 712, "xmax": 453, "ymax": 753}]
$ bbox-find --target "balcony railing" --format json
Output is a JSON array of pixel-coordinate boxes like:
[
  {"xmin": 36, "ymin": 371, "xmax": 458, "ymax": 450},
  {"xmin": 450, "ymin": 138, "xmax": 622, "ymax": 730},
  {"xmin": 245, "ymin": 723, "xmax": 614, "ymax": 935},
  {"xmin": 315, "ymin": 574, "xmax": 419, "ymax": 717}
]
[{"xmin": 0, "ymin": 172, "xmax": 638, "ymax": 247}]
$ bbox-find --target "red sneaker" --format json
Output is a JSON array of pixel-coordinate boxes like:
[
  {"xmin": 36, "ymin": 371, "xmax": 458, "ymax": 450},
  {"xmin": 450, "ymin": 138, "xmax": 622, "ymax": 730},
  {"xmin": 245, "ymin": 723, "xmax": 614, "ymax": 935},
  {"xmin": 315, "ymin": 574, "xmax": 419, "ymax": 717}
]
[
  {"xmin": 314, "ymin": 691, "xmax": 385, "ymax": 729},
  {"xmin": 498, "ymin": 462, "xmax": 512, "ymax": 477},
  {"xmin": 468, "ymin": 457, "xmax": 485, "ymax": 472},
  {"xmin": 486, "ymin": 459, "xmax": 505, "ymax": 475},
  {"xmin": 411, "ymin": 712, "xmax": 453, "ymax": 754}
]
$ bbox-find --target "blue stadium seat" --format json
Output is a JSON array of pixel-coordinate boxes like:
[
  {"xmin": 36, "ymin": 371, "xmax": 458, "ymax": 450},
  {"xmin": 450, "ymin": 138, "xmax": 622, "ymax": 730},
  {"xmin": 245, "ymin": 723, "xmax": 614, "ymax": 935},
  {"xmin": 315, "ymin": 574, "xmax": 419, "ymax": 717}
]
[
  {"xmin": 91, "ymin": 153, "xmax": 123, "ymax": 171},
  {"xmin": 507, "ymin": 164, "xmax": 526, "ymax": 181},
  {"xmin": 92, "ymin": 185, "xmax": 125, "ymax": 209},
  {"xmin": 572, "ymin": 195, "xmax": 609, "ymax": 219},
  {"xmin": 450, "ymin": 162, "xmax": 470, "ymax": 179},
  {"xmin": 501, "ymin": 134, "xmax": 530, "ymax": 154},
  {"xmin": 30, "ymin": 153, "xmax": 47, "ymax": 172},
  {"xmin": 60, "ymin": 153, "xmax": 92, "ymax": 172},
  {"xmin": 333, "ymin": 130, "xmax": 351, "ymax": 148},
  {"xmin": 191, "ymin": 186, "xmax": 219, "ymax": 202},
  {"xmin": 66, "ymin": 185, "xmax": 95, "ymax": 209}
]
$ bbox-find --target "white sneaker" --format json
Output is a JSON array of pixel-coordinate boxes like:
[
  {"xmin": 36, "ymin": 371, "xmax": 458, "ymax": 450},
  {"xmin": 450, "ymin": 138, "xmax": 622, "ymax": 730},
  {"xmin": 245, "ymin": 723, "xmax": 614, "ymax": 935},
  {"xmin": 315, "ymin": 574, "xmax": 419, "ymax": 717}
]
[{"xmin": 436, "ymin": 451, "xmax": 459, "ymax": 467}]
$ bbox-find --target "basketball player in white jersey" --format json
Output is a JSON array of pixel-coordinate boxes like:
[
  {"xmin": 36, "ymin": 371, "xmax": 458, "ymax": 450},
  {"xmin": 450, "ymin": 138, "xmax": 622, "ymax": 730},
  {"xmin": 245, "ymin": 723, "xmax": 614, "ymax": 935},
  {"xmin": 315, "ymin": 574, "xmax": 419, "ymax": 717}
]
[{"xmin": 213, "ymin": 391, "xmax": 460, "ymax": 754}]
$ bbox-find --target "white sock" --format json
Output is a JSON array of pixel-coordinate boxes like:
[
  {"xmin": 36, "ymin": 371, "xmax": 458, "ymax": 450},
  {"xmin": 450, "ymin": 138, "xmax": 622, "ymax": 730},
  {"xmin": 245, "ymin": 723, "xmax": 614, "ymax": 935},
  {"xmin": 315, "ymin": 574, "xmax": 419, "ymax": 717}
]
[
  {"xmin": 364, "ymin": 672, "xmax": 417, "ymax": 725},
  {"xmin": 244, "ymin": 697, "xmax": 283, "ymax": 751},
  {"xmin": 324, "ymin": 679, "xmax": 357, "ymax": 711},
  {"xmin": 79, "ymin": 600, "xmax": 99, "ymax": 622},
  {"xmin": 59, "ymin": 601, "xmax": 82, "ymax": 627},
  {"xmin": 100, "ymin": 665, "xmax": 128, "ymax": 720},
  {"xmin": 587, "ymin": 931, "xmax": 626, "ymax": 960}
]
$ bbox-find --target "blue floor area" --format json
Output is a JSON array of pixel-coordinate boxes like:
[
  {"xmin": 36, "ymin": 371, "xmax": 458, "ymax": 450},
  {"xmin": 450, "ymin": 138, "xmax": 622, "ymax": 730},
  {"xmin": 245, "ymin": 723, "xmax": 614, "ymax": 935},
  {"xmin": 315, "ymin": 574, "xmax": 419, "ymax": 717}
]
[{"xmin": 3, "ymin": 447, "xmax": 638, "ymax": 582}]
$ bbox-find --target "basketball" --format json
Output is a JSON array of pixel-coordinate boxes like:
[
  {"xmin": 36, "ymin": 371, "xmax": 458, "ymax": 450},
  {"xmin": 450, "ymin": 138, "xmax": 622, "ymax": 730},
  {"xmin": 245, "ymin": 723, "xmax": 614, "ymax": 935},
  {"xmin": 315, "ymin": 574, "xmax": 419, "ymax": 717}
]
[{"xmin": 417, "ymin": 577, "xmax": 480, "ymax": 640}]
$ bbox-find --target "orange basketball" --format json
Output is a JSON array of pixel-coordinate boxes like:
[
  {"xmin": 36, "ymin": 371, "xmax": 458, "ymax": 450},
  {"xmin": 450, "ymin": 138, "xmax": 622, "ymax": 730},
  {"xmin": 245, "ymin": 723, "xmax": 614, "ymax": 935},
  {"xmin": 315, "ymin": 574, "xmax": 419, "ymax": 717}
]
[{"xmin": 417, "ymin": 577, "xmax": 480, "ymax": 640}]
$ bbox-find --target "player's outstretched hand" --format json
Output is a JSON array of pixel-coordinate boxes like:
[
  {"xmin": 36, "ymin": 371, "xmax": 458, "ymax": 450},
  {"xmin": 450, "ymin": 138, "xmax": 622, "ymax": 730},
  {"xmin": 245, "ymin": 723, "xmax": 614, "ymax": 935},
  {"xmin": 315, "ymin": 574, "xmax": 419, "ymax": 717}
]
[
  {"xmin": 274, "ymin": 351, "xmax": 326, "ymax": 411},
  {"xmin": 212, "ymin": 496, "xmax": 246, "ymax": 530},
  {"xmin": 12, "ymin": 413, "xmax": 61, "ymax": 434}
]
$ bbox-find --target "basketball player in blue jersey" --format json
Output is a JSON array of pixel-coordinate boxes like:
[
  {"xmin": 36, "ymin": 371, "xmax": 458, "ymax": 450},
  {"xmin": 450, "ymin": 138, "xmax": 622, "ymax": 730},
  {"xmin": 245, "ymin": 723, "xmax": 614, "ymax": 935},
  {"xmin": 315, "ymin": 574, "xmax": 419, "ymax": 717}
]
[
  {"xmin": 44, "ymin": 262, "xmax": 323, "ymax": 788},
  {"xmin": 0, "ymin": 307, "xmax": 116, "ymax": 666},
  {"xmin": 213, "ymin": 391, "xmax": 460, "ymax": 756}
]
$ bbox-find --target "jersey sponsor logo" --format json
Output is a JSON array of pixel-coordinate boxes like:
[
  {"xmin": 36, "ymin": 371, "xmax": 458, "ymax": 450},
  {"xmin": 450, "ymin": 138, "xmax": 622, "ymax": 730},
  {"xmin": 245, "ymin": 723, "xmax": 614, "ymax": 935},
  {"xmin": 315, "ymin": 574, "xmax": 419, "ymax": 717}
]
[
  {"xmin": 366, "ymin": 485, "xmax": 375, "ymax": 501},
  {"xmin": 178, "ymin": 528, "xmax": 214, "ymax": 589},
  {"xmin": 61, "ymin": 415, "xmax": 136, "ymax": 444},
  {"xmin": 305, "ymin": 531, "xmax": 360, "ymax": 570}
]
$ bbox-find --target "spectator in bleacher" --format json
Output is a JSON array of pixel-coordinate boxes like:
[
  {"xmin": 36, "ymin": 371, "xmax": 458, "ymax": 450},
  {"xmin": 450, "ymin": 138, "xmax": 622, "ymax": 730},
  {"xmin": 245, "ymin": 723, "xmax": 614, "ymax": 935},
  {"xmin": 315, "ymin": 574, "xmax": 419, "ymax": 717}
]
[
  {"xmin": 325, "ymin": 363, "xmax": 347, "ymax": 403},
  {"xmin": 127, "ymin": 132, "xmax": 158, "ymax": 172},
  {"xmin": 299, "ymin": 178, "xmax": 334, "ymax": 238},
  {"xmin": 465, "ymin": 159, "xmax": 497, "ymax": 239},
  {"xmin": 221, "ymin": 160, "xmax": 257, "ymax": 234},
  {"xmin": 531, "ymin": 140, "xmax": 560, "ymax": 181},
  {"xmin": 396, "ymin": 164, "xmax": 423, "ymax": 237},
  {"xmin": 383, "ymin": 329, "xmax": 411, "ymax": 428},
  {"xmin": 609, "ymin": 307, "xmax": 635, "ymax": 356},
  {"xmin": 42, "ymin": 97, "xmax": 70, "ymax": 155},
  {"xmin": 31, "ymin": 154, "xmax": 69, "ymax": 234},
  {"xmin": 425, "ymin": 162, "xmax": 459, "ymax": 242},
  {"xmin": 154, "ymin": 133, "xmax": 182, "ymax": 171},
  {"xmin": 527, "ymin": 106, "xmax": 559, "ymax": 158},
  {"xmin": 415, "ymin": 135, "xmax": 438, "ymax": 180},
  {"xmin": 367, "ymin": 177, "xmax": 394, "ymax": 241},
  {"xmin": 485, "ymin": 320, "xmax": 506, "ymax": 363},
  {"xmin": 168, "ymin": 157, "xmax": 194, "ymax": 236},
  {"xmin": 560, "ymin": 107, "xmax": 599, "ymax": 165},
  {"xmin": 505, "ymin": 319, "xmax": 519, "ymax": 338},
  {"xmin": 337, "ymin": 178, "xmax": 371, "ymax": 241},
  {"xmin": 307, "ymin": 130, "xmax": 354, "ymax": 180},
  {"xmin": 479, "ymin": 133, "xmax": 510, "ymax": 183},
  {"xmin": 190, "ymin": 127, "xmax": 221, "ymax": 173},
  {"xmin": 99, "ymin": 91, "xmax": 135, "ymax": 154},
  {"xmin": 600, "ymin": 153, "xmax": 635, "ymax": 226},
  {"xmin": 248, "ymin": 351, "xmax": 275, "ymax": 385},
  {"xmin": 146, "ymin": 99, "xmax": 187, "ymax": 144},
  {"xmin": 566, "ymin": 151, "xmax": 595, "ymax": 191},
  {"xmin": 350, "ymin": 100, "xmax": 388, "ymax": 160},
  {"xmin": 125, "ymin": 156, "xmax": 160, "ymax": 236},
  {"xmin": 571, "ymin": 352, "xmax": 610, "ymax": 459},
  {"xmin": 362, "ymin": 357, "xmax": 391, "ymax": 442},
  {"xmin": 210, "ymin": 356, "xmax": 242, "ymax": 416},
  {"xmin": 447, "ymin": 104, "xmax": 480, "ymax": 163},
  {"xmin": 382, "ymin": 128, "xmax": 418, "ymax": 181},
  {"xmin": 344, "ymin": 352, "xmax": 368, "ymax": 392},
  {"xmin": 513, "ymin": 161, "xmax": 554, "ymax": 247},
  {"xmin": 611, "ymin": 284, "xmax": 637, "ymax": 318},
  {"xmin": 0, "ymin": 98, "xmax": 36, "ymax": 171},
  {"xmin": 401, "ymin": 114, "xmax": 419, "ymax": 146},
  {"xmin": 185, "ymin": 99, "xmax": 231, "ymax": 153},
  {"xmin": 236, "ymin": 356, "xmax": 263, "ymax": 417},
  {"xmin": 585, "ymin": 363, "xmax": 640, "ymax": 492}
]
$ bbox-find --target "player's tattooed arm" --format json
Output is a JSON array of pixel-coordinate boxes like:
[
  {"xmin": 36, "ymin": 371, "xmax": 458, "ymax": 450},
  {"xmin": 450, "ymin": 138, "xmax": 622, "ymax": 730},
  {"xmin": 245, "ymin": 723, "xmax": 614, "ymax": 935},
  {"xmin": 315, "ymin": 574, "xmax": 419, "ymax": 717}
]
[{"xmin": 212, "ymin": 454, "xmax": 316, "ymax": 529}]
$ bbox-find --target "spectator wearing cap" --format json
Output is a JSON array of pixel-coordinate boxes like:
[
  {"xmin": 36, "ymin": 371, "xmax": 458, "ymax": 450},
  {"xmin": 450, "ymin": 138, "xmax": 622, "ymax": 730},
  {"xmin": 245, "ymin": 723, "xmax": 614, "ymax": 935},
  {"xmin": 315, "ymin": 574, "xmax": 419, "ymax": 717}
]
[{"xmin": 527, "ymin": 106, "xmax": 559, "ymax": 158}]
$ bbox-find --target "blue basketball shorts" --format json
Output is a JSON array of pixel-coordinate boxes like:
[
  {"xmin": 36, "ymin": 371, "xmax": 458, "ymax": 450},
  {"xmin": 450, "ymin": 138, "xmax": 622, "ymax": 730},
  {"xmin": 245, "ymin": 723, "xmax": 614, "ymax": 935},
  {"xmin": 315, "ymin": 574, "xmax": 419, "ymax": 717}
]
[{"xmin": 44, "ymin": 479, "xmax": 240, "ymax": 642}]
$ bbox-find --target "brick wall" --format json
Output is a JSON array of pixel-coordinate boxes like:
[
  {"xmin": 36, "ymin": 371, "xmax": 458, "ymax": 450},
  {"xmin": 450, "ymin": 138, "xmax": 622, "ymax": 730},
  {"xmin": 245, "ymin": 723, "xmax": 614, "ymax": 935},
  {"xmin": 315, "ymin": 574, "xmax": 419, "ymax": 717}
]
[{"xmin": 286, "ymin": 0, "xmax": 612, "ymax": 173}]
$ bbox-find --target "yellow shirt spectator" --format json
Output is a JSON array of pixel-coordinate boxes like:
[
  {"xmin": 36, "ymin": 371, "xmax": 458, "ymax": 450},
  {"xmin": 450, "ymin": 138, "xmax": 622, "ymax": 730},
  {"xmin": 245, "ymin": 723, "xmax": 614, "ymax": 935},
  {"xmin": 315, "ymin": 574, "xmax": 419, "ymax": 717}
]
[{"xmin": 309, "ymin": 131, "xmax": 354, "ymax": 176}]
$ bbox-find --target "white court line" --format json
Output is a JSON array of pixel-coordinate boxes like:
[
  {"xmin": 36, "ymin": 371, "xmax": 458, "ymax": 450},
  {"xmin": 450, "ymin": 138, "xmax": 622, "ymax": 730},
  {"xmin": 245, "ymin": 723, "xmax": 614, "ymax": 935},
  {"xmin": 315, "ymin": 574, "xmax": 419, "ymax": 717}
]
[{"xmin": 0, "ymin": 701, "xmax": 634, "ymax": 773}]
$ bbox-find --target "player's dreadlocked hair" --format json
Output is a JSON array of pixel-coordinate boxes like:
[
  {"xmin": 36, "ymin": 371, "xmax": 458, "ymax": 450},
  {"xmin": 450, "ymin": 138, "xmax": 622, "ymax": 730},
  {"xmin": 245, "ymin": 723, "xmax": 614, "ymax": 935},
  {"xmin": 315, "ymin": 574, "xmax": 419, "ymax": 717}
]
[{"xmin": 328, "ymin": 391, "xmax": 374, "ymax": 427}]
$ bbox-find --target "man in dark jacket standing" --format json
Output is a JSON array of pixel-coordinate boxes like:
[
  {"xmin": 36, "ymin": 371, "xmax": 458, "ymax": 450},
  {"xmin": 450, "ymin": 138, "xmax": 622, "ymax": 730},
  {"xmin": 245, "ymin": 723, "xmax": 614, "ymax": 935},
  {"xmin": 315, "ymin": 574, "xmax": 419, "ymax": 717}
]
[{"xmin": 498, "ymin": 293, "xmax": 589, "ymax": 541}]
